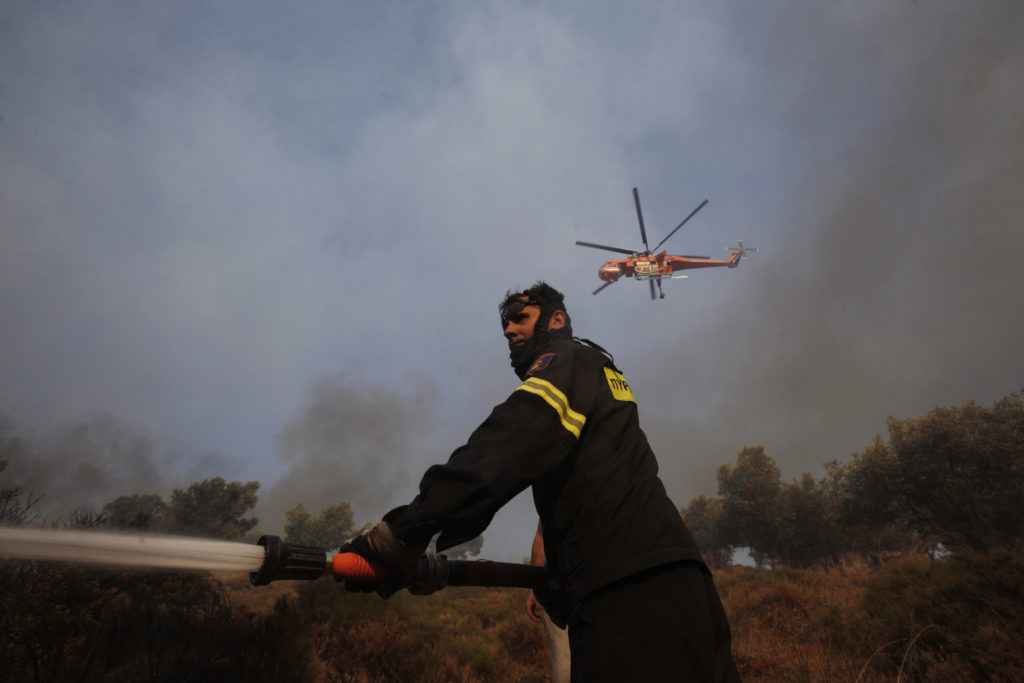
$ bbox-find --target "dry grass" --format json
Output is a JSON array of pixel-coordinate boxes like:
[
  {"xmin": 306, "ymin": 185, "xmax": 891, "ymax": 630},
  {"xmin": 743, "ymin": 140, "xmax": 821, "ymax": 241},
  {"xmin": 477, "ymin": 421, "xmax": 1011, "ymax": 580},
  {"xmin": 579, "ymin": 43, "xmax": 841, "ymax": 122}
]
[
  {"xmin": 715, "ymin": 550, "xmax": 1024, "ymax": 681},
  {"xmin": 215, "ymin": 570, "xmax": 300, "ymax": 614},
  {"xmin": 6, "ymin": 551, "xmax": 1017, "ymax": 681},
  {"xmin": 217, "ymin": 551, "xmax": 1023, "ymax": 681}
]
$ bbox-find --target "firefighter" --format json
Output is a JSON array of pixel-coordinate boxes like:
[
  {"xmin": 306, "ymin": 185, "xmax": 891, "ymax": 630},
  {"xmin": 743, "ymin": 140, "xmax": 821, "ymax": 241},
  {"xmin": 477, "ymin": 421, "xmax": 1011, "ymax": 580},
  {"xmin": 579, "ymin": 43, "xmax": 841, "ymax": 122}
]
[{"xmin": 342, "ymin": 282, "xmax": 740, "ymax": 682}]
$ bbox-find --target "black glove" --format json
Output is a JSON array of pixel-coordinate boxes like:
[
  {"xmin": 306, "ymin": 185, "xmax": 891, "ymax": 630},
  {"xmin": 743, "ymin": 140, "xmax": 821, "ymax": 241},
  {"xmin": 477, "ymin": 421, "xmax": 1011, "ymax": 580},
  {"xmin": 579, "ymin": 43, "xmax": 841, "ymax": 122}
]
[
  {"xmin": 338, "ymin": 521, "xmax": 427, "ymax": 598},
  {"xmin": 533, "ymin": 577, "xmax": 569, "ymax": 629}
]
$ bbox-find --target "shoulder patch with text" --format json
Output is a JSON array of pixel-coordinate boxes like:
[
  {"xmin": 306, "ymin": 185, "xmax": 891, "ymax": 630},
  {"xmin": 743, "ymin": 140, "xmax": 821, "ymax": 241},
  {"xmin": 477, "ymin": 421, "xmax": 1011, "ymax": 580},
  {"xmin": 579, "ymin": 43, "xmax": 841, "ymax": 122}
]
[
  {"xmin": 526, "ymin": 353, "xmax": 556, "ymax": 377},
  {"xmin": 604, "ymin": 367, "xmax": 636, "ymax": 402}
]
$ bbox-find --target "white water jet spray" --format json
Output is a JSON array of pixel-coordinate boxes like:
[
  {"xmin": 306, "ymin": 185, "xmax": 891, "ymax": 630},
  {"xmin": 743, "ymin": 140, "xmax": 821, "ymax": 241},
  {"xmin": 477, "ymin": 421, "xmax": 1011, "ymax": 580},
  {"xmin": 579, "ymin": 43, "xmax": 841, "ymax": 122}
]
[{"xmin": 0, "ymin": 526, "xmax": 266, "ymax": 572}]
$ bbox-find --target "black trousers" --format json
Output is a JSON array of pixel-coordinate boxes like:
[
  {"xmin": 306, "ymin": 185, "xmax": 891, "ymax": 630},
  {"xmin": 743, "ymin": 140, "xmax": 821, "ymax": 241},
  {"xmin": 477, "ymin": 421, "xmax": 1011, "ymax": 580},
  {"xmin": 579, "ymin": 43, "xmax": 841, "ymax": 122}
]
[{"xmin": 567, "ymin": 562, "xmax": 741, "ymax": 682}]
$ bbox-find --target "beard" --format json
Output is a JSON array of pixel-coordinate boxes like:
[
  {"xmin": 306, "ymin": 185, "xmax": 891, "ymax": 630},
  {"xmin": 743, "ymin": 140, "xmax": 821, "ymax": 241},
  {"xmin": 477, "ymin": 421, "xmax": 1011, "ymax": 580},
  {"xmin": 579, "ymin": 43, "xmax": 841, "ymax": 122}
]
[
  {"xmin": 509, "ymin": 335, "xmax": 543, "ymax": 379},
  {"xmin": 509, "ymin": 326, "xmax": 572, "ymax": 379}
]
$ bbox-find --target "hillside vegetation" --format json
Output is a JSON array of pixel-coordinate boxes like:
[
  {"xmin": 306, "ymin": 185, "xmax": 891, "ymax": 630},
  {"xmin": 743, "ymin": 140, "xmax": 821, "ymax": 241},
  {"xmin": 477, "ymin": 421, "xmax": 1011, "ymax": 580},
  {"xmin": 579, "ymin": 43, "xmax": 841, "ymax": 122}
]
[
  {"xmin": 2, "ymin": 389, "xmax": 1022, "ymax": 680},
  {"xmin": 2, "ymin": 550, "xmax": 1022, "ymax": 681}
]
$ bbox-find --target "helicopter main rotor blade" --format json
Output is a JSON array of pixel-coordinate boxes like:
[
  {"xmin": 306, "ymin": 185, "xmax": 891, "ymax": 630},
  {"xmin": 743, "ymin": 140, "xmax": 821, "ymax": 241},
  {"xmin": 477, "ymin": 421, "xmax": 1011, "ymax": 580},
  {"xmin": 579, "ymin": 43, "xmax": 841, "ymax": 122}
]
[
  {"xmin": 592, "ymin": 281, "xmax": 616, "ymax": 295},
  {"xmin": 652, "ymin": 199, "xmax": 709, "ymax": 253},
  {"xmin": 633, "ymin": 187, "xmax": 650, "ymax": 253},
  {"xmin": 575, "ymin": 240, "xmax": 636, "ymax": 256}
]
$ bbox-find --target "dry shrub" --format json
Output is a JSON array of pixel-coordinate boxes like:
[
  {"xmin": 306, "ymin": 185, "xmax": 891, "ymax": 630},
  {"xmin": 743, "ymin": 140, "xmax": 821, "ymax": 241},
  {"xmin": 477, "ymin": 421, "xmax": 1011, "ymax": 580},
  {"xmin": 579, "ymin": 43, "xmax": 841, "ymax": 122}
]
[
  {"xmin": 217, "ymin": 569, "xmax": 300, "ymax": 614},
  {"xmin": 317, "ymin": 616, "xmax": 430, "ymax": 682},
  {"xmin": 0, "ymin": 561, "xmax": 318, "ymax": 682},
  {"xmin": 717, "ymin": 565, "xmax": 820, "ymax": 680},
  {"xmin": 12, "ymin": 549, "xmax": 1019, "ymax": 681},
  {"xmin": 289, "ymin": 579, "xmax": 550, "ymax": 682},
  {"xmin": 844, "ymin": 548, "xmax": 1024, "ymax": 681},
  {"xmin": 716, "ymin": 548, "xmax": 1024, "ymax": 682},
  {"xmin": 492, "ymin": 615, "xmax": 547, "ymax": 664}
]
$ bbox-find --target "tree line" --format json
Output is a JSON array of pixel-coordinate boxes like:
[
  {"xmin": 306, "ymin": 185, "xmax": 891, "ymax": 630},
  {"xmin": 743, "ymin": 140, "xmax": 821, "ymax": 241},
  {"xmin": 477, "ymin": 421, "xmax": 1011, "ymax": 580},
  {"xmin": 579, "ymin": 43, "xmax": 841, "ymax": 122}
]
[
  {"xmin": 0, "ymin": 466, "xmax": 370, "ymax": 551},
  {"xmin": 4, "ymin": 387, "xmax": 1022, "ymax": 567},
  {"xmin": 0, "ymin": 454, "xmax": 483, "ymax": 558},
  {"xmin": 682, "ymin": 388, "xmax": 1024, "ymax": 567}
]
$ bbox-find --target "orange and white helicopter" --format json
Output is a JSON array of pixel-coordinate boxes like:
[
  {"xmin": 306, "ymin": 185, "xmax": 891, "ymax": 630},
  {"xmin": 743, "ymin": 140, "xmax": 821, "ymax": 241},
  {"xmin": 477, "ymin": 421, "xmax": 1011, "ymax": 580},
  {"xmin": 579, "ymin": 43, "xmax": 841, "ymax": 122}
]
[{"xmin": 575, "ymin": 187, "xmax": 757, "ymax": 299}]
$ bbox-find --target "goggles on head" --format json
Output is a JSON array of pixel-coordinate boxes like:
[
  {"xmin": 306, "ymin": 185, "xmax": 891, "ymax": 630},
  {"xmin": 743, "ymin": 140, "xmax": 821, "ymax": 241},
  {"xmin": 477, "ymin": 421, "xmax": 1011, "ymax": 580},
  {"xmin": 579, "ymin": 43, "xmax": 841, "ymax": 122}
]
[{"xmin": 499, "ymin": 295, "xmax": 540, "ymax": 329}]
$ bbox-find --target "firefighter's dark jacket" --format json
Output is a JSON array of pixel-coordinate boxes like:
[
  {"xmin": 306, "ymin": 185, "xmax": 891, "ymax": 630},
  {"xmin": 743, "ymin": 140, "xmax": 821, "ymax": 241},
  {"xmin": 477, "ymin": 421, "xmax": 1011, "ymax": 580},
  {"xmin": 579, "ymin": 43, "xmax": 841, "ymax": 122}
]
[{"xmin": 384, "ymin": 336, "xmax": 705, "ymax": 605}]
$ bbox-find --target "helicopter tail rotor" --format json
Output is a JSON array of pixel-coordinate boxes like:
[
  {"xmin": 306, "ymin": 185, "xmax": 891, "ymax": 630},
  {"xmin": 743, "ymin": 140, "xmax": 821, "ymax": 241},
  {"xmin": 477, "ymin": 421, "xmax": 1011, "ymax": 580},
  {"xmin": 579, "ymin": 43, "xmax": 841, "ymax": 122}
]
[{"xmin": 726, "ymin": 240, "xmax": 759, "ymax": 258}]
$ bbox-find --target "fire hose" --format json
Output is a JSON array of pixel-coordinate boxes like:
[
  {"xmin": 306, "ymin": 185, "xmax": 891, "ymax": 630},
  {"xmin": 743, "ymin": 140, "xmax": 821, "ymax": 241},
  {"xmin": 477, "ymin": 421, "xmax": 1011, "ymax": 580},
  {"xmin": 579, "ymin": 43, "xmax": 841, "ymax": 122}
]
[{"xmin": 249, "ymin": 535, "xmax": 547, "ymax": 595}]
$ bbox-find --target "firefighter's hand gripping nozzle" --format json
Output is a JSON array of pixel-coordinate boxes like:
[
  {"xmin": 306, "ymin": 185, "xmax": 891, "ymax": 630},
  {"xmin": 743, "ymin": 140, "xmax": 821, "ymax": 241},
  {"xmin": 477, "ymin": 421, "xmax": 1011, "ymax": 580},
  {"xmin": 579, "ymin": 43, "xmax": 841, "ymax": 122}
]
[{"xmin": 250, "ymin": 535, "xmax": 547, "ymax": 594}]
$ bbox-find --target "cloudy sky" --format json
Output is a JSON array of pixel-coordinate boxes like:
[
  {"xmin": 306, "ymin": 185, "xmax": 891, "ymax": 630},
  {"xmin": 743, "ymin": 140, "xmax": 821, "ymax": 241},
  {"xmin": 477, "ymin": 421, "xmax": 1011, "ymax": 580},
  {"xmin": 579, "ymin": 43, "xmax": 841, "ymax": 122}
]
[{"xmin": 2, "ymin": 1, "xmax": 1022, "ymax": 560}]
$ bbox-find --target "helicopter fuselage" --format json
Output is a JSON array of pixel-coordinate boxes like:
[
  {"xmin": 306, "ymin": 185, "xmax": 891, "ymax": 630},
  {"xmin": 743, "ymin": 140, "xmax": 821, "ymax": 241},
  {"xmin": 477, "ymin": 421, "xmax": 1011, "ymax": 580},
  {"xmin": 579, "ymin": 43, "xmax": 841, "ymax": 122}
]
[{"xmin": 597, "ymin": 250, "xmax": 741, "ymax": 283}]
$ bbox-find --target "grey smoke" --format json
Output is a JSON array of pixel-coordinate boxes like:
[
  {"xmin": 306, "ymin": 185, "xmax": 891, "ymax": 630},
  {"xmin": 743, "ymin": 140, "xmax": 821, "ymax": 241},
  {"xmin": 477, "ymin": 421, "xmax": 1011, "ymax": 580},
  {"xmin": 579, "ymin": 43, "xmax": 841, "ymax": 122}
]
[
  {"xmin": 1, "ymin": 1, "xmax": 1022, "ymax": 562},
  {"xmin": 255, "ymin": 372, "xmax": 446, "ymax": 536}
]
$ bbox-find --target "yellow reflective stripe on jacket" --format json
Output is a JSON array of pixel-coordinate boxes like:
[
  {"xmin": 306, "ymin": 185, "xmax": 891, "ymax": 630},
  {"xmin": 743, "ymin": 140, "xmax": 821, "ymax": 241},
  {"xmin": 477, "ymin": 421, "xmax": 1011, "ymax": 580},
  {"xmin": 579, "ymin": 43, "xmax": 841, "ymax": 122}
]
[{"xmin": 515, "ymin": 377, "xmax": 586, "ymax": 438}]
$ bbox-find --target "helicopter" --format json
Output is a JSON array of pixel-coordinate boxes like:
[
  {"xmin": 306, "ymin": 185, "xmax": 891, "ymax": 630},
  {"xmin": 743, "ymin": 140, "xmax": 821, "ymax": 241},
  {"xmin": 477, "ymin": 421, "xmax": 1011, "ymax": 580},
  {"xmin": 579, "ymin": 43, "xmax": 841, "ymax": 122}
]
[{"xmin": 576, "ymin": 187, "xmax": 757, "ymax": 299}]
